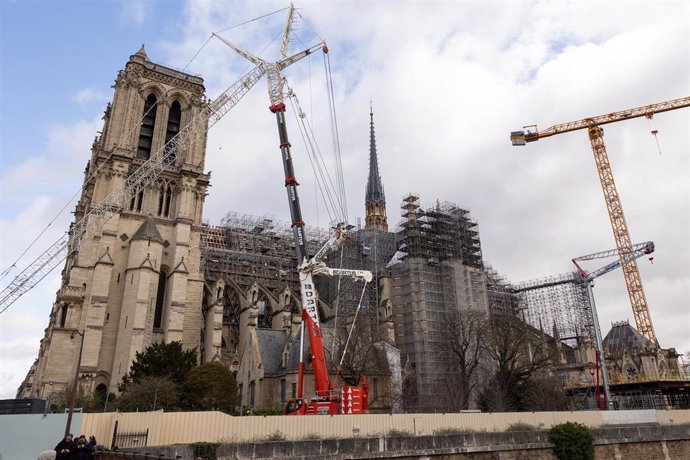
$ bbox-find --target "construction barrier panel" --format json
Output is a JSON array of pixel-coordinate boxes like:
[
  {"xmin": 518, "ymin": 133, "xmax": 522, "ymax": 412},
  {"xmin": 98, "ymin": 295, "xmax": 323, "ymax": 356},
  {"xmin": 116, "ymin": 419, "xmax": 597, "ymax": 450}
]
[{"xmin": 78, "ymin": 409, "xmax": 690, "ymax": 447}]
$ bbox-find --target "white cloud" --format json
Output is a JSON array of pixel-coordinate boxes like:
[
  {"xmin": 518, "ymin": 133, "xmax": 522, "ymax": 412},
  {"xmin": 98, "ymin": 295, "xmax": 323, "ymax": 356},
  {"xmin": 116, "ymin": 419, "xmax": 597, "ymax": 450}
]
[
  {"xmin": 120, "ymin": 0, "xmax": 147, "ymax": 25},
  {"xmin": 0, "ymin": 119, "xmax": 98, "ymax": 398},
  {"xmin": 73, "ymin": 88, "xmax": 110, "ymax": 106}
]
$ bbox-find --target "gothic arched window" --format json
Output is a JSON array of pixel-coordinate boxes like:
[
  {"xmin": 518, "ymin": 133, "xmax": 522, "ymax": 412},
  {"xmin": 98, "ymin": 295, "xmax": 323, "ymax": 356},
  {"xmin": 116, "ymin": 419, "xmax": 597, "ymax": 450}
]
[
  {"xmin": 59, "ymin": 304, "xmax": 68, "ymax": 328},
  {"xmin": 257, "ymin": 293, "xmax": 272, "ymax": 329},
  {"xmin": 130, "ymin": 188, "xmax": 144, "ymax": 212},
  {"xmin": 223, "ymin": 287, "xmax": 241, "ymax": 326},
  {"xmin": 137, "ymin": 94, "xmax": 158, "ymax": 159},
  {"xmin": 164, "ymin": 101, "xmax": 182, "ymax": 164},
  {"xmin": 157, "ymin": 183, "xmax": 173, "ymax": 218},
  {"xmin": 153, "ymin": 269, "xmax": 167, "ymax": 328}
]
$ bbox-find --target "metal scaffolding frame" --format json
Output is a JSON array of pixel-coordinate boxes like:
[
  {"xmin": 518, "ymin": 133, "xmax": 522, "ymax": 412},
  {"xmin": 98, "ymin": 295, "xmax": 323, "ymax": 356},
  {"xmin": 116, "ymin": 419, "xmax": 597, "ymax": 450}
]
[
  {"xmin": 484, "ymin": 264, "xmax": 520, "ymax": 316},
  {"xmin": 514, "ymin": 272, "xmax": 592, "ymax": 347},
  {"xmin": 201, "ymin": 212, "xmax": 330, "ymax": 294},
  {"xmin": 389, "ymin": 193, "xmax": 487, "ymax": 410}
]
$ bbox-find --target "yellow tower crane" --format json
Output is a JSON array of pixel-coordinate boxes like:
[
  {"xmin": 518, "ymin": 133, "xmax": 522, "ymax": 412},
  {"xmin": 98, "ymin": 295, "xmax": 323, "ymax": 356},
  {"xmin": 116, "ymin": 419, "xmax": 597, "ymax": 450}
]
[{"xmin": 510, "ymin": 96, "xmax": 690, "ymax": 344}]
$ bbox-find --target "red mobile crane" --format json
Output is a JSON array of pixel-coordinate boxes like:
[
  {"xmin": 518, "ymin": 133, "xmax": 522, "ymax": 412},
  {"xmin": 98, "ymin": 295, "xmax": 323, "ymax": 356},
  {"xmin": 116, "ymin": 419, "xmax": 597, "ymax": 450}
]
[{"xmin": 216, "ymin": 6, "xmax": 373, "ymax": 415}]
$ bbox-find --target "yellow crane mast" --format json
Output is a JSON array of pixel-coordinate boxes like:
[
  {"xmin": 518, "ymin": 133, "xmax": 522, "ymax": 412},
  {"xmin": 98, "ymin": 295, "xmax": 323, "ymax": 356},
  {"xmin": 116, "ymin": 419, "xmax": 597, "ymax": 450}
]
[{"xmin": 510, "ymin": 96, "xmax": 690, "ymax": 344}]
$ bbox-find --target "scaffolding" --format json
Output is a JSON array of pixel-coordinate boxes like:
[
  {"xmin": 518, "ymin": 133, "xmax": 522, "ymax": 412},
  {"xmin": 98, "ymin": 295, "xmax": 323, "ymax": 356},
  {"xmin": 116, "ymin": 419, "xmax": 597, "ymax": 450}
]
[
  {"xmin": 201, "ymin": 212, "xmax": 330, "ymax": 294},
  {"xmin": 514, "ymin": 272, "xmax": 592, "ymax": 347},
  {"xmin": 389, "ymin": 193, "xmax": 488, "ymax": 410},
  {"xmin": 318, "ymin": 227, "xmax": 398, "ymax": 322},
  {"xmin": 201, "ymin": 211, "xmax": 397, "ymax": 318},
  {"xmin": 397, "ymin": 194, "xmax": 483, "ymax": 268},
  {"xmin": 484, "ymin": 263, "xmax": 520, "ymax": 316}
]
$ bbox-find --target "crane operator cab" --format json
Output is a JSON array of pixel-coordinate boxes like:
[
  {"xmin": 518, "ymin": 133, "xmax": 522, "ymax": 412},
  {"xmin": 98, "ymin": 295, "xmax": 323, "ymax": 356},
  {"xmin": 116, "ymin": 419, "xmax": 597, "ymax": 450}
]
[{"xmin": 283, "ymin": 398, "xmax": 305, "ymax": 415}]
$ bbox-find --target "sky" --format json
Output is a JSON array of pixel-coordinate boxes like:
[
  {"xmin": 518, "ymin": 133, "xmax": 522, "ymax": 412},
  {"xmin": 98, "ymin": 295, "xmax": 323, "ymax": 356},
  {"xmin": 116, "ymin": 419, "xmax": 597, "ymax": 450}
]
[{"xmin": 0, "ymin": 0, "xmax": 688, "ymax": 399}]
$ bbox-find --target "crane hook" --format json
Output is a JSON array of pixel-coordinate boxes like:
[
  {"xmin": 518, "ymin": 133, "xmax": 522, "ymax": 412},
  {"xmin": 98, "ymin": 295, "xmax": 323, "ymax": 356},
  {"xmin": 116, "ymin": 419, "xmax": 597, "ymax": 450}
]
[{"xmin": 651, "ymin": 130, "xmax": 662, "ymax": 155}]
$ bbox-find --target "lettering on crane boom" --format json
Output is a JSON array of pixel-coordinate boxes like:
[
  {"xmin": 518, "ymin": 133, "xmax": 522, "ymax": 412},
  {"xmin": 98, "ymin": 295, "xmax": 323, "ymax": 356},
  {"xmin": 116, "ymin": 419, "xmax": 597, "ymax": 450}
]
[
  {"xmin": 301, "ymin": 280, "xmax": 319, "ymax": 326},
  {"xmin": 336, "ymin": 269, "xmax": 366, "ymax": 279}
]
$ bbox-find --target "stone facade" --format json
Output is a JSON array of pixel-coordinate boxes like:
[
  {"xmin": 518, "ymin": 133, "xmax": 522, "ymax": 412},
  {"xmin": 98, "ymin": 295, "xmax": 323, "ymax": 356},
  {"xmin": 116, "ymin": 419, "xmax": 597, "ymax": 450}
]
[{"xmin": 18, "ymin": 47, "xmax": 211, "ymax": 399}]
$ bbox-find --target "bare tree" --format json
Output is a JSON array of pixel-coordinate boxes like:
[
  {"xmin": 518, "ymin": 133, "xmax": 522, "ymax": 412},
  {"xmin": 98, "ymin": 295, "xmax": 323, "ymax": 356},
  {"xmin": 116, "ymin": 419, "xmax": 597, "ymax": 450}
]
[
  {"xmin": 521, "ymin": 371, "xmax": 569, "ymax": 411},
  {"xmin": 436, "ymin": 308, "xmax": 489, "ymax": 410},
  {"xmin": 479, "ymin": 314, "xmax": 558, "ymax": 412},
  {"xmin": 325, "ymin": 315, "xmax": 387, "ymax": 387}
]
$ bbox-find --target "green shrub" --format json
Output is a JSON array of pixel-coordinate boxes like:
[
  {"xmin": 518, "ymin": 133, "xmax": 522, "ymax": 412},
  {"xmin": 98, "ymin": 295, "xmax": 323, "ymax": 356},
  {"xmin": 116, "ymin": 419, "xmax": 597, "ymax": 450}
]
[
  {"xmin": 386, "ymin": 428, "xmax": 413, "ymax": 437},
  {"xmin": 506, "ymin": 422, "xmax": 537, "ymax": 432},
  {"xmin": 191, "ymin": 442, "xmax": 219, "ymax": 460},
  {"xmin": 433, "ymin": 427, "xmax": 465, "ymax": 435},
  {"xmin": 548, "ymin": 422, "xmax": 594, "ymax": 460},
  {"xmin": 261, "ymin": 430, "xmax": 287, "ymax": 441},
  {"xmin": 253, "ymin": 407, "xmax": 283, "ymax": 416}
]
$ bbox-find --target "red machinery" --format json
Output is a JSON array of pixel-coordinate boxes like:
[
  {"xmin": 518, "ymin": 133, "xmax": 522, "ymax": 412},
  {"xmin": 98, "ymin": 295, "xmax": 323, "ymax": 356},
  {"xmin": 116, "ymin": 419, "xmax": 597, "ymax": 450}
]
[{"xmin": 216, "ymin": 6, "xmax": 373, "ymax": 415}]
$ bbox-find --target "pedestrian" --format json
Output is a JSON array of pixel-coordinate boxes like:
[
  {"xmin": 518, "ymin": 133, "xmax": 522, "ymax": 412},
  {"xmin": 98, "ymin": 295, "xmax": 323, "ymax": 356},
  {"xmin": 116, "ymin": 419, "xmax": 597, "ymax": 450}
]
[
  {"xmin": 88, "ymin": 436, "xmax": 98, "ymax": 457},
  {"xmin": 54, "ymin": 433, "xmax": 75, "ymax": 460},
  {"xmin": 74, "ymin": 434, "xmax": 90, "ymax": 460}
]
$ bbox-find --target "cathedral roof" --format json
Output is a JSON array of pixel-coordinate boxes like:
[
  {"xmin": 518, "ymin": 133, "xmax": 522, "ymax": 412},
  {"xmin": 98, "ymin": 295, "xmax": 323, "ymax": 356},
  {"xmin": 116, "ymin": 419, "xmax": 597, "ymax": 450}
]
[
  {"xmin": 603, "ymin": 321, "xmax": 655, "ymax": 354},
  {"xmin": 131, "ymin": 217, "xmax": 164, "ymax": 244},
  {"xmin": 366, "ymin": 105, "xmax": 385, "ymax": 203},
  {"xmin": 256, "ymin": 329, "xmax": 287, "ymax": 375},
  {"xmin": 285, "ymin": 333, "xmax": 312, "ymax": 372}
]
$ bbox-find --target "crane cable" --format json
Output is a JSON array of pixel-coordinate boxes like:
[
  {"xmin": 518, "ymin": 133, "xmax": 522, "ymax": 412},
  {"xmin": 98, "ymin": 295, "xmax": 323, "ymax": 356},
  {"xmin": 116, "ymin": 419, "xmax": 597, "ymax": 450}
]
[
  {"xmin": 323, "ymin": 51, "xmax": 348, "ymax": 224},
  {"xmin": 286, "ymin": 87, "xmax": 345, "ymax": 224},
  {"xmin": 330, "ymin": 245, "xmax": 346, "ymax": 360},
  {"xmin": 334, "ymin": 279, "xmax": 369, "ymax": 384}
]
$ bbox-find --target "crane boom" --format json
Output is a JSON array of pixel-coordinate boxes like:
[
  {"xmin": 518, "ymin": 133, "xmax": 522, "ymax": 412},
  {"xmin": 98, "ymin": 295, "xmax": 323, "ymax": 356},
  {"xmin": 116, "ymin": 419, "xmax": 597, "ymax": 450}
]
[
  {"xmin": 510, "ymin": 97, "xmax": 689, "ymax": 344},
  {"xmin": 571, "ymin": 241, "xmax": 654, "ymax": 410},
  {"xmin": 573, "ymin": 241, "xmax": 654, "ymax": 283},
  {"xmin": 0, "ymin": 66, "xmax": 266, "ymax": 314},
  {"xmin": 510, "ymin": 97, "xmax": 690, "ymax": 144},
  {"xmin": 217, "ymin": 7, "xmax": 370, "ymax": 416}
]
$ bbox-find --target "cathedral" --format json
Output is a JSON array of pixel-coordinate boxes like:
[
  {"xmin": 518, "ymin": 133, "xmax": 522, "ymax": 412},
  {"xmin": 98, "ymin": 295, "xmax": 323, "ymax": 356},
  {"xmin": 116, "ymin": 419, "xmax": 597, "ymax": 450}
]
[
  {"xmin": 21, "ymin": 48, "xmax": 682, "ymax": 414},
  {"xmin": 18, "ymin": 47, "xmax": 212, "ymax": 400},
  {"xmin": 17, "ymin": 49, "xmax": 409, "ymax": 411}
]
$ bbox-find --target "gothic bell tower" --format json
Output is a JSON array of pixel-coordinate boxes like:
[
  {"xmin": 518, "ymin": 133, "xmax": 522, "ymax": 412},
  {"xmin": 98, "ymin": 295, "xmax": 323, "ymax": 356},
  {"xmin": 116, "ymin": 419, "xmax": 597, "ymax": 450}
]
[
  {"xmin": 365, "ymin": 103, "xmax": 388, "ymax": 232},
  {"xmin": 20, "ymin": 46, "xmax": 212, "ymax": 399}
]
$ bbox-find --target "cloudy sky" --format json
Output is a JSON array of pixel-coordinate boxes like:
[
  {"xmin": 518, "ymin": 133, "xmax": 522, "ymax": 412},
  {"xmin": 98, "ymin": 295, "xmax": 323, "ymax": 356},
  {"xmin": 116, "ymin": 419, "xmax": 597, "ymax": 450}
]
[{"xmin": 1, "ymin": 0, "xmax": 688, "ymax": 398}]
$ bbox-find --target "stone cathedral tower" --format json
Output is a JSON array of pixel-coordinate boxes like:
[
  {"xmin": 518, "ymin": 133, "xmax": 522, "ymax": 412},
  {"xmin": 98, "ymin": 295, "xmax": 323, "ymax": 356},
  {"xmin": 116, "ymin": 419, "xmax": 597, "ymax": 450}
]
[
  {"xmin": 364, "ymin": 105, "xmax": 388, "ymax": 232},
  {"xmin": 18, "ymin": 47, "xmax": 212, "ymax": 399}
]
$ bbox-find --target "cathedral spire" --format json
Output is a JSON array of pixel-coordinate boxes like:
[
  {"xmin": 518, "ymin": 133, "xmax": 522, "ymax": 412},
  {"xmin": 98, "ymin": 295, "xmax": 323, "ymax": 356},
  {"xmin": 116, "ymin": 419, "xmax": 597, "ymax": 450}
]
[
  {"xmin": 366, "ymin": 101, "xmax": 385, "ymax": 203},
  {"xmin": 365, "ymin": 101, "xmax": 388, "ymax": 232}
]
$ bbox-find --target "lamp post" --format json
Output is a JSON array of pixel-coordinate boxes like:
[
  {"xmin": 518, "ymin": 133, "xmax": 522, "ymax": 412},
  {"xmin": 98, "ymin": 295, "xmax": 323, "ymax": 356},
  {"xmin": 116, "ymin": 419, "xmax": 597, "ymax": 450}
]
[{"xmin": 65, "ymin": 329, "xmax": 85, "ymax": 437}]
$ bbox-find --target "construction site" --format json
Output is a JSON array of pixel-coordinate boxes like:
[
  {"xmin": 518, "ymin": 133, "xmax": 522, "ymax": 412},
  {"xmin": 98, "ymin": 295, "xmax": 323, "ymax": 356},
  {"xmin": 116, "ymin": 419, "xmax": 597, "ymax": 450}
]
[{"xmin": 1, "ymin": 2, "xmax": 688, "ymax": 434}]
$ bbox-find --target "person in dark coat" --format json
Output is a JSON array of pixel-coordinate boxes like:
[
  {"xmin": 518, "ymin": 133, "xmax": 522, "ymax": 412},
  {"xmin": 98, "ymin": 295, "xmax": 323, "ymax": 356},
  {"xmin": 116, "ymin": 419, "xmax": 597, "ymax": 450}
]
[
  {"xmin": 54, "ymin": 433, "xmax": 75, "ymax": 460},
  {"xmin": 74, "ymin": 435, "xmax": 90, "ymax": 460},
  {"xmin": 87, "ymin": 436, "xmax": 98, "ymax": 458}
]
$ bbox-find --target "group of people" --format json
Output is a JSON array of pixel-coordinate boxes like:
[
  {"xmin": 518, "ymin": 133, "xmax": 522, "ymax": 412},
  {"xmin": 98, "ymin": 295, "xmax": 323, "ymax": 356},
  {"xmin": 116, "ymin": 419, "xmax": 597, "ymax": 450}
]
[{"xmin": 53, "ymin": 433, "xmax": 98, "ymax": 459}]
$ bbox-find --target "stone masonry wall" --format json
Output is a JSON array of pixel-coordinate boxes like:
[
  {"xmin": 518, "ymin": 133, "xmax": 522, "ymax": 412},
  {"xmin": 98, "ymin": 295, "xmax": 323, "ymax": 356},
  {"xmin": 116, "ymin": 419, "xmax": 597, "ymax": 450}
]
[{"xmin": 102, "ymin": 424, "xmax": 690, "ymax": 460}]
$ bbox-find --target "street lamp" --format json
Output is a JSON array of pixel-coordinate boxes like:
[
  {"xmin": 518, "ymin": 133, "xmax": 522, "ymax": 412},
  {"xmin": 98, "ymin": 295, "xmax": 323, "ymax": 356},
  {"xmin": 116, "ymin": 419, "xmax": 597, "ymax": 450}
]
[{"xmin": 65, "ymin": 329, "xmax": 85, "ymax": 437}]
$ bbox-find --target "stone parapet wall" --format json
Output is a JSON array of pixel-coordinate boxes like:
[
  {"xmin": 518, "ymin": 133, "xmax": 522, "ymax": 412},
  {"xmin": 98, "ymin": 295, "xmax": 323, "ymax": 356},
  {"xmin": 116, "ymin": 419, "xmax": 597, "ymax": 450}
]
[{"xmin": 100, "ymin": 424, "xmax": 690, "ymax": 459}]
